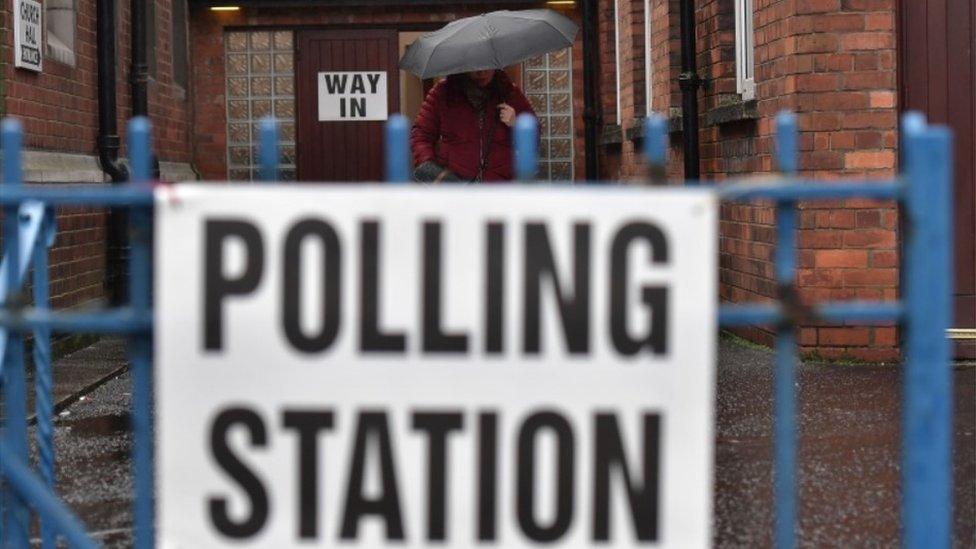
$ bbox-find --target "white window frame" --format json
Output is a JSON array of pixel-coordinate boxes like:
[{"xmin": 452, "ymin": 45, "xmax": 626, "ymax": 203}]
[
  {"xmin": 734, "ymin": 0, "xmax": 755, "ymax": 100},
  {"xmin": 45, "ymin": 0, "xmax": 76, "ymax": 67}
]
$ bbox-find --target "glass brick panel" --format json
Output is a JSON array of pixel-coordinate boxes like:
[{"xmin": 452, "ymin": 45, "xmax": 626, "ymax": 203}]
[
  {"xmin": 228, "ymin": 123, "xmax": 250, "ymax": 144},
  {"xmin": 249, "ymin": 32, "xmax": 271, "ymax": 51},
  {"xmin": 274, "ymin": 53, "xmax": 293, "ymax": 73},
  {"xmin": 280, "ymin": 123, "xmax": 296, "ymax": 142},
  {"xmin": 227, "ymin": 54, "xmax": 248, "ymax": 75},
  {"xmin": 281, "ymin": 145, "xmax": 296, "ymax": 165},
  {"xmin": 273, "ymin": 31, "xmax": 293, "ymax": 50},
  {"xmin": 225, "ymin": 30, "xmax": 298, "ymax": 181},
  {"xmin": 274, "ymin": 99, "xmax": 295, "ymax": 119},
  {"xmin": 521, "ymin": 47, "xmax": 574, "ymax": 181},
  {"xmin": 275, "ymin": 76, "xmax": 294, "ymax": 95},
  {"xmin": 226, "ymin": 32, "xmax": 247, "ymax": 52},
  {"xmin": 550, "ymin": 70, "xmax": 570, "ymax": 91},
  {"xmin": 228, "ymin": 100, "xmax": 249, "ymax": 120},
  {"xmin": 536, "ymin": 163, "xmax": 551, "ymax": 180},
  {"xmin": 550, "ymin": 93, "xmax": 570, "ymax": 114},
  {"xmin": 550, "ymin": 48, "xmax": 569, "ymax": 68},
  {"xmin": 550, "ymin": 115, "xmax": 571, "ymax": 137},
  {"xmin": 250, "ymin": 54, "xmax": 271, "ymax": 74},
  {"xmin": 527, "ymin": 94, "xmax": 548, "ymax": 114},
  {"xmin": 525, "ymin": 54, "xmax": 546, "ymax": 69},
  {"xmin": 252, "ymin": 100, "xmax": 271, "ymax": 118},
  {"xmin": 227, "ymin": 78, "xmax": 248, "ymax": 98},
  {"xmin": 550, "ymin": 162, "xmax": 572, "ymax": 180},
  {"xmin": 251, "ymin": 77, "xmax": 272, "ymax": 96},
  {"xmin": 525, "ymin": 71, "xmax": 547, "ymax": 93},
  {"xmin": 229, "ymin": 146, "xmax": 250, "ymax": 166},
  {"xmin": 550, "ymin": 138, "xmax": 572, "ymax": 160}
]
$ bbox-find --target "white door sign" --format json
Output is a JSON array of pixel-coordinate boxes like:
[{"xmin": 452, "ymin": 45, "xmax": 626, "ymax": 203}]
[{"xmin": 318, "ymin": 71, "xmax": 388, "ymax": 121}]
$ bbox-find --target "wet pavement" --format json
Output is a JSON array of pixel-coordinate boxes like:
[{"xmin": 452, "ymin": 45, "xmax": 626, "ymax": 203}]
[
  {"xmin": 23, "ymin": 337, "xmax": 976, "ymax": 547},
  {"xmin": 29, "ymin": 370, "xmax": 133, "ymax": 548},
  {"xmin": 24, "ymin": 338, "xmax": 128, "ymax": 421},
  {"xmin": 714, "ymin": 340, "xmax": 974, "ymax": 547}
]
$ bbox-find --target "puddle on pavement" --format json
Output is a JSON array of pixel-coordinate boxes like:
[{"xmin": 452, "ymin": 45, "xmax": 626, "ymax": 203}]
[{"xmin": 63, "ymin": 413, "xmax": 131, "ymax": 437}]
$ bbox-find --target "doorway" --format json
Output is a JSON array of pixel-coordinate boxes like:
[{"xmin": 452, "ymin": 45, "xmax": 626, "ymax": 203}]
[
  {"xmin": 296, "ymin": 29, "xmax": 400, "ymax": 181},
  {"xmin": 899, "ymin": 0, "xmax": 976, "ymax": 358}
]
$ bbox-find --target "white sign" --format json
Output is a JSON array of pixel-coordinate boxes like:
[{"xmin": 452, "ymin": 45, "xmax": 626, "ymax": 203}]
[
  {"xmin": 14, "ymin": 0, "xmax": 42, "ymax": 72},
  {"xmin": 156, "ymin": 186, "xmax": 716, "ymax": 548},
  {"xmin": 318, "ymin": 71, "xmax": 388, "ymax": 121}
]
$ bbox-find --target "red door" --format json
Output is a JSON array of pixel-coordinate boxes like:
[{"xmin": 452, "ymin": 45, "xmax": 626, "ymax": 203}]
[
  {"xmin": 899, "ymin": 0, "xmax": 976, "ymax": 358},
  {"xmin": 296, "ymin": 29, "xmax": 400, "ymax": 181}
]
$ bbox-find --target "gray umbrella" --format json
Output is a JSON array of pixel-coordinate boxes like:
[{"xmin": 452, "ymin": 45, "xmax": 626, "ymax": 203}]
[{"xmin": 399, "ymin": 9, "xmax": 578, "ymax": 79}]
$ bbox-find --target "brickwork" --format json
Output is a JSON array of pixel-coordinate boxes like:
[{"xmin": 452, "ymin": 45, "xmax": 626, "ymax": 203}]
[
  {"xmin": 2, "ymin": 0, "xmax": 191, "ymax": 160},
  {"xmin": 603, "ymin": 0, "xmax": 901, "ymax": 361},
  {"xmin": 189, "ymin": 5, "xmax": 588, "ymax": 181},
  {"xmin": 613, "ymin": 0, "xmax": 645, "ymax": 179},
  {"xmin": 0, "ymin": 0, "xmax": 192, "ymax": 312}
]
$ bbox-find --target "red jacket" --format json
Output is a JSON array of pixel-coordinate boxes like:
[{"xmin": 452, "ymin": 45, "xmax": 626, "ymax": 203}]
[{"xmin": 411, "ymin": 72, "xmax": 535, "ymax": 182}]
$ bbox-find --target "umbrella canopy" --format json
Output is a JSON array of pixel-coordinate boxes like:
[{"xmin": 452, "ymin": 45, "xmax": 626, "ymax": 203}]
[{"xmin": 399, "ymin": 9, "xmax": 578, "ymax": 79}]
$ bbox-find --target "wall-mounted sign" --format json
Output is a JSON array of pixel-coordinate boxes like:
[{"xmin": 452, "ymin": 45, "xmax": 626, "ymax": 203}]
[
  {"xmin": 14, "ymin": 0, "xmax": 42, "ymax": 72},
  {"xmin": 318, "ymin": 71, "xmax": 388, "ymax": 121},
  {"xmin": 156, "ymin": 185, "xmax": 717, "ymax": 548}
]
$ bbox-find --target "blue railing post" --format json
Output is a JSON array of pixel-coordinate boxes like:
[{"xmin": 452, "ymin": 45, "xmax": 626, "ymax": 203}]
[
  {"xmin": 643, "ymin": 113, "xmax": 668, "ymax": 184},
  {"xmin": 385, "ymin": 114, "xmax": 410, "ymax": 184},
  {"xmin": 514, "ymin": 113, "xmax": 538, "ymax": 182},
  {"xmin": 1, "ymin": 117, "xmax": 31, "ymax": 549},
  {"xmin": 32, "ymin": 207, "xmax": 57, "ymax": 549},
  {"xmin": 773, "ymin": 110, "xmax": 799, "ymax": 549},
  {"xmin": 258, "ymin": 116, "xmax": 279, "ymax": 182},
  {"xmin": 901, "ymin": 112, "xmax": 953, "ymax": 549},
  {"xmin": 127, "ymin": 116, "xmax": 155, "ymax": 549}
]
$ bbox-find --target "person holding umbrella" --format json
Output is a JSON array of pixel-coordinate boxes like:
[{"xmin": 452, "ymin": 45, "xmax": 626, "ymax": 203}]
[
  {"xmin": 410, "ymin": 69, "xmax": 533, "ymax": 183},
  {"xmin": 400, "ymin": 9, "xmax": 578, "ymax": 183}
]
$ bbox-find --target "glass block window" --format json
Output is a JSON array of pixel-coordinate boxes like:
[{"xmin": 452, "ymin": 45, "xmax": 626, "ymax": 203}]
[
  {"xmin": 225, "ymin": 30, "xmax": 297, "ymax": 181},
  {"xmin": 523, "ymin": 48, "xmax": 574, "ymax": 181}
]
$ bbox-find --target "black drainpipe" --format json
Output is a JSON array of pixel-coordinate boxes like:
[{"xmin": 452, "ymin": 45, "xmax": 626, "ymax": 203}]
[
  {"xmin": 581, "ymin": 0, "xmax": 601, "ymax": 181},
  {"xmin": 131, "ymin": 0, "xmax": 148, "ymax": 119},
  {"xmin": 98, "ymin": 0, "xmax": 129, "ymax": 304},
  {"xmin": 130, "ymin": 0, "xmax": 160, "ymax": 176},
  {"xmin": 678, "ymin": 0, "xmax": 700, "ymax": 179},
  {"xmin": 97, "ymin": 0, "xmax": 126, "ymax": 183}
]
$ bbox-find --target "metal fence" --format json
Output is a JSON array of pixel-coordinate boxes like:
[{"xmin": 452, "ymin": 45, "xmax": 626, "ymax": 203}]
[{"xmin": 0, "ymin": 110, "xmax": 953, "ymax": 549}]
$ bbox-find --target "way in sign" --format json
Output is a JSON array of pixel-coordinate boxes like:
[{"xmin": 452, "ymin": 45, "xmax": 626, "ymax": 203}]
[{"xmin": 321, "ymin": 72, "xmax": 383, "ymax": 118}]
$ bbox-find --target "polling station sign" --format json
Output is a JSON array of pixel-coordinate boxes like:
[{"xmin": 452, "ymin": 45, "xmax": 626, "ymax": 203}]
[
  {"xmin": 156, "ymin": 186, "xmax": 716, "ymax": 548},
  {"xmin": 318, "ymin": 71, "xmax": 388, "ymax": 121}
]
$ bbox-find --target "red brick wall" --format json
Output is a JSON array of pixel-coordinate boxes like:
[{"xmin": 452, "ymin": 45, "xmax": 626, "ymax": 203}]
[
  {"xmin": 0, "ymin": 0, "xmax": 192, "ymax": 310},
  {"xmin": 189, "ymin": 4, "xmax": 588, "ymax": 181},
  {"xmin": 604, "ymin": 0, "xmax": 901, "ymax": 360},
  {"xmin": 615, "ymin": 0, "xmax": 646, "ymax": 179},
  {"xmin": 2, "ymin": 0, "xmax": 191, "ymax": 159}
]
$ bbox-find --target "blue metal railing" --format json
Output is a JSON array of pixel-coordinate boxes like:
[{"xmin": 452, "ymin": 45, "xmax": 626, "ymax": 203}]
[
  {"xmin": 0, "ymin": 110, "xmax": 953, "ymax": 549},
  {"xmin": 0, "ymin": 118, "xmax": 153, "ymax": 549}
]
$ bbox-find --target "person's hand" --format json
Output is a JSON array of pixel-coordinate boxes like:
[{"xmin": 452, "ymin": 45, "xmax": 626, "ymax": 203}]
[{"xmin": 498, "ymin": 103, "xmax": 516, "ymax": 127}]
